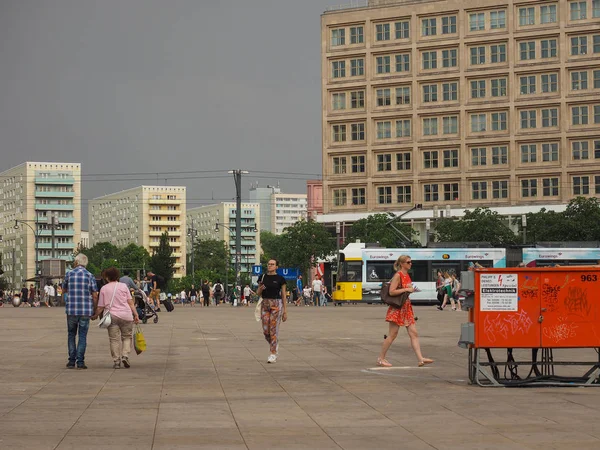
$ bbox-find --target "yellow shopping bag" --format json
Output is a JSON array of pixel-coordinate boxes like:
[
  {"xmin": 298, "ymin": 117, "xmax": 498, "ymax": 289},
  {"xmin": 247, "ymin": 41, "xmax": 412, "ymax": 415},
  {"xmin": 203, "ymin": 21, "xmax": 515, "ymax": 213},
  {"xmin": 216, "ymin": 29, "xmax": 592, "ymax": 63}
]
[{"xmin": 134, "ymin": 324, "xmax": 146, "ymax": 355}]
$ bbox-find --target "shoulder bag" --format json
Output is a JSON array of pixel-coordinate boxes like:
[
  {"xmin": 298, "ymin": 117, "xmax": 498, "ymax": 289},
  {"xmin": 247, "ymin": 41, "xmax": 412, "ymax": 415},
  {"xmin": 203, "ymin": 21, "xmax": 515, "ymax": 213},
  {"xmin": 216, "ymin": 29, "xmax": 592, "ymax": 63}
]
[
  {"xmin": 98, "ymin": 284, "xmax": 118, "ymax": 329},
  {"xmin": 381, "ymin": 277, "xmax": 410, "ymax": 309}
]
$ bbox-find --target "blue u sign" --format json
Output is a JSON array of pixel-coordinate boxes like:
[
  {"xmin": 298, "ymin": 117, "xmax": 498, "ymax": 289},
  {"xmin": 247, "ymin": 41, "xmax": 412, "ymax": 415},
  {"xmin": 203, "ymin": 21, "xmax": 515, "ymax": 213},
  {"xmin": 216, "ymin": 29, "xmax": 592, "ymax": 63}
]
[
  {"xmin": 252, "ymin": 265, "xmax": 263, "ymax": 275},
  {"xmin": 276, "ymin": 268, "xmax": 299, "ymax": 280}
]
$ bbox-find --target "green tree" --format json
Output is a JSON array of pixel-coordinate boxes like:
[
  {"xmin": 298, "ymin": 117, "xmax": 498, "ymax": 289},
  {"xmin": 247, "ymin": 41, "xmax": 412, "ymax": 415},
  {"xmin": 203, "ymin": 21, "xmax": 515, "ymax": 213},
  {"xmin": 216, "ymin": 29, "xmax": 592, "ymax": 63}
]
[
  {"xmin": 82, "ymin": 242, "xmax": 120, "ymax": 270},
  {"xmin": 517, "ymin": 208, "xmax": 568, "ymax": 243},
  {"xmin": 118, "ymin": 243, "xmax": 150, "ymax": 274},
  {"xmin": 259, "ymin": 231, "xmax": 285, "ymax": 265},
  {"xmin": 433, "ymin": 207, "xmax": 516, "ymax": 245},
  {"xmin": 150, "ymin": 232, "xmax": 175, "ymax": 285},
  {"xmin": 347, "ymin": 213, "xmax": 419, "ymax": 247}
]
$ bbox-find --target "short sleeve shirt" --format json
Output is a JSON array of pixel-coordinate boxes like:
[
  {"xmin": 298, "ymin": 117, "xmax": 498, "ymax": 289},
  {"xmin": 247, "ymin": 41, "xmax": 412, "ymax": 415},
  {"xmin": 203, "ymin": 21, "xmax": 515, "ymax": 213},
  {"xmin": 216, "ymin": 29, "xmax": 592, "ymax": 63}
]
[
  {"xmin": 261, "ymin": 274, "xmax": 287, "ymax": 299},
  {"xmin": 63, "ymin": 266, "xmax": 98, "ymax": 316},
  {"xmin": 98, "ymin": 282, "xmax": 133, "ymax": 322}
]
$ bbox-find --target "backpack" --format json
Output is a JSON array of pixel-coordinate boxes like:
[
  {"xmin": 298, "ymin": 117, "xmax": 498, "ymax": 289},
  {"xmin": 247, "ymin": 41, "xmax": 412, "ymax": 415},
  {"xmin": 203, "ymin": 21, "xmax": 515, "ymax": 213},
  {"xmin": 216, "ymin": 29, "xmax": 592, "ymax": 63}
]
[{"xmin": 214, "ymin": 283, "xmax": 222, "ymax": 293}]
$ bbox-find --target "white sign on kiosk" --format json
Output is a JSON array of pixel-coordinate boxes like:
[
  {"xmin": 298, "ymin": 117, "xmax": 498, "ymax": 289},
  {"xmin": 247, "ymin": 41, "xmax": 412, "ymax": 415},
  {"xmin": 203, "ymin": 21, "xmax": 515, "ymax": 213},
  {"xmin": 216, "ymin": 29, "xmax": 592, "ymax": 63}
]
[{"xmin": 480, "ymin": 274, "xmax": 518, "ymax": 311}]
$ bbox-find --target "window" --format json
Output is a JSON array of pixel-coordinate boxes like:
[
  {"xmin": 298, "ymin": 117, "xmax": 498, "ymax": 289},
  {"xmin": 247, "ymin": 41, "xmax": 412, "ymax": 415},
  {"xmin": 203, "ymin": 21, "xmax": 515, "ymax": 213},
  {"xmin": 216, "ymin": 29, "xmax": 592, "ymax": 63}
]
[
  {"xmin": 595, "ymin": 105, "xmax": 600, "ymax": 123},
  {"xmin": 397, "ymin": 186, "xmax": 412, "ymax": 203},
  {"xmin": 395, "ymin": 21, "xmax": 410, "ymax": 39},
  {"xmin": 543, "ymin": 178, "xmax": 559, "ymax": 196},
  {"xmin": 377, "ymin": 186, "xmax": 392, "ymax": 204},
  {"xmin": 396, "ymin": 54, "xmax": 411, "ymax": 72},
  {"xmin": 332, "ymin": 124, "xmax": 346, "ymax": 142},
  {"xmin": 396, "ymin": 152, "xmax": 411, "ymax": 170},
  {"xmin": 572, "ymin": 141, "xmax": 589, "ymax": 159},
  {"xmin": 351, "ymin": 123, "xmax": 365, "ymax": 140},
  {"xmin": 376, "ymin": 88, "xmax": 391, "ymax": 106},
  {"xmin": 396, "ymin": 119, "xmax": 411, "ymax": 137},
  {"xmin": 442, "ymin": 49, "xmax": 458, "ymax": 68},
  {"xmin": 594, "ymin": 0, "xmax": 600, "ymax": 17},
  {"xmin": 333, "ymin": 157, "xmax": 347, "ymax": 174},
  {"xmin": 520, "ymin": 41, "xmax": 536, "ymax": 60},
  {"xmin": 423, "ymin": 118, "xmax": 438, "ymax": 135},
  {"xmin": 377, "ymin": 154, "xmax": 392, "ymax": 171},
  {"xmin": 491, "ymin": 78, "xmax": 507, "ymax": 97},
  {"xmin": 332, "ymin": 61, "xmax": 345, "ymax": 78},
  {"xmin": 443, "ymin": 149, "xmax": 458, "ymax": 168},
  {"xmin": 444, "ymin": 183, "xmax": 459, "ymax": 201},
  {"xmin": 595, "ymin": 70, "xmax": 600, "ymax": 88},
  {"xmin": 520, "ymin": 76, "xmax": 536, "ymax": 94},
  {"xmin": 352, "ymin": 188, "xmax": 366, "ymax": 205},
  {"xmin": 572, "ymin": 71, "xmax": 588, "ymax": 90},
  {"xmin": 570, "ymin": 1, "xmax": 587, "ymax": 20},
  {"xmin": 396, "ymin": 86, "xmax": 411, "ymax": 105},
  {"xmin": 376, "ymin": 56, "xmax": 391, "ymax": 74},
  {"xmin": 471, "ymin": 80, "xmax": 486, "ymax": 98},
  {"xmin": 350, "ymin": 26, "xmax": 364, "ymax": 44},
  {"xmin": 542, "ymin": 143, "xmax": 559, "ymax": 162},
  {"xmin": 423, "ymin": 150, "xmax": 439, "ymax": 168},
  {"xmin": 422, "ymin": 51, "xmax": 437, "ymax": 70},
  {"xmin": 350, "ymin": 58, "xmax": 364, "ymax": 76},
  {"xmin": 376, "ymin": 23, "xmax": 391, "ymax": 41},
  {"xmin": 491, "ymin": 112, "xmax": 507, "ymax": 131},
  {"xmin": 350, "ymin": 91, "xmax": 365, "ymax": 108},
  {"xmin": 493, "ymin": 180, "xmax": 509, "ymax": 198},
  {"xmin": 472, "ymin": 147, "xmax": 487, "ymax": 166},
  {"xmin": 471, "ymin": 114, "xmax": 486, "ymax": 132},
  {"xmin": 376, "ymin": 121, "xmax": 392, "ymax": 139},
  {"xmin": 332, "ymin": 92, "xmax": 346, "ymax": 110},
  {"xmin": 572, "ymin": 106, "xmax": 589, "ymax": 125},
  {"xmin": 595, "ymin": 35, "xmax": 600, "ymax": 53},
  {"xmin": 521, "ymin": 144, "xmax": 537, "ymax": 163},
  {"xmin": 442, "ymin": 16, "xmax": 457, "ymax": 34},
  {"xmin": 521, "ymin": 179, "xmax": 538, "ymax": 197},
  {"xmin": 490, "ymin": 10, "xmax": 506, "ymax": 28},
  {"xmin": 573, "ymin": 176, "xmax": 590, "ymax": 195},
  {"xmin": 542, "ymin": 73, "xmax": 558, "ymax": 92},
  {"xmin": 331, "ymin": 28, "xmax": 345, "ymax": 46},
  {"xmin": 492, "ymin": 146, "xmax": 508, "ymax": 165},
  {"xmin": 423, "ymin": 84, "xmax": 438, "ymax": 102},
  {"xmin": 491, "ymin": 44, "xmax": 506, "ymax": 63},
  {"xmin": 472, "ymin": 181, "xmax": 488, "ymax": 200},
  {"xmin": 442, "ymin": 83, "xmax": 458, "ymax": 101},
  {"xmin": 470, "ymin": 46, "xmax": 485, "ymax": 65},
  {"xmin": 541, "ymin": 4, "xmax": 558, "ymax": 23},
  {"xmin": 541, "ymin": 39, "xmax": 558, "ymax": 58},
  {"xmin": 443, "ymin": 116, "xmax": 458, "ymax": 134},
  {"xmin": 333, "ymin": 189, "xmax": 347, "ymax": 206},
  {"xmin": 542, "ymin": 108, "xmax": 558, "ymax": 127},
  {"xmin": 351, "ymin": 155, "xmax": 365, "ymax": 173},
  {"xmin": 469, "ymin": 13, "xmax": 485, "ymax": 31},
  {"xmin": 571, "ymin": 36, "xmax": 587, "ymax": 55},
  {"xmin": 422, "ymin": 18, "xmax": 437, "ymax": 36},
  {"xmin": 519, "ymin": 7, "xmax": 535, "ymax": 26},
  {"xmin": 520, "ymin": 110, "xmax": 537, "ymax": 129},
  {"xmin": 424, "ymin": 184, "xmax": 439, "ymax": 201}
]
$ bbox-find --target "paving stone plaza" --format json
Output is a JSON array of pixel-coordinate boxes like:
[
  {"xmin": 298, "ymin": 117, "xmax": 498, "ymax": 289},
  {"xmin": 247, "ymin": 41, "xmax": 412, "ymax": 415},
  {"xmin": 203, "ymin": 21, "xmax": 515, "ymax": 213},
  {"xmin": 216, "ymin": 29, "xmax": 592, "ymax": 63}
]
[{"xmin": 1, "ymin": 305, "xmax": 599, "ymax": 450}]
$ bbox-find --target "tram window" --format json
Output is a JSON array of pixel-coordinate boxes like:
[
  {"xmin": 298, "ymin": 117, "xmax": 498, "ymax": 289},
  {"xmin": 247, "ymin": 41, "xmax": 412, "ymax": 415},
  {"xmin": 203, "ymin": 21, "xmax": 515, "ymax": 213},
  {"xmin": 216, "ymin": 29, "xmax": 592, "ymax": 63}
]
[
  {"xmin": 409, "ymin": 261, "xmax": 429, "ymax": 282},
  {"xmin": 366, "ymin": 262, "xmax": 395, "ymax": 282},
  {"xmin": 339, "ymin": 261, "xmax": 363, "ymax": 282}
]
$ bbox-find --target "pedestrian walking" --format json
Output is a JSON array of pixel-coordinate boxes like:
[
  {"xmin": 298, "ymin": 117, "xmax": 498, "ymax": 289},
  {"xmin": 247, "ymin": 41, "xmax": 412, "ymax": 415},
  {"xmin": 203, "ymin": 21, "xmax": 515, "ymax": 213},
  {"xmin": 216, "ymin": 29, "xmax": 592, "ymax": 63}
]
[
  {"xmin": 189, "ymin": 285, "xmax": 197, "ymax": 306},
  {"xmin": 437, "ymin": 271, "xmax": 456, "ymax": 310},
  {"xmin": 92, "ymin": 267, "xmax": 140, "ymax": 369},
  {"xmin": 62, "ymin": 254, "xmax": 98, "ymax": 370},
  {"xmin": 377, "ymin": 254, "xmax": 433, "ymax": 368},
  {"xmin": 20, "ymin": 284, "xmax": 29, "ymax": 307},
  {"xmin": 180, "ymin": 289, "xmax": 187, "ymax": 306},
  {"xmin": 213, "ymin": 280, "xmax": 224, "ymax": 305},
  {"xmin": 242, "ymin": 284, "xmax": 254, "ymax": 306},
  {"xmin": 312, "ymin": 276, "xmax": 323, "ymax": 307},
  {"xmin": 201, "ymin": 280, "xmax": 211, "ymax": 307},
  {"xmin": 256, "ymin": 259, "xmax": 288, "ymax": 363},
  {"xmin": 43, "ymin": 281, "xmax": 55, "ymax": 308}
]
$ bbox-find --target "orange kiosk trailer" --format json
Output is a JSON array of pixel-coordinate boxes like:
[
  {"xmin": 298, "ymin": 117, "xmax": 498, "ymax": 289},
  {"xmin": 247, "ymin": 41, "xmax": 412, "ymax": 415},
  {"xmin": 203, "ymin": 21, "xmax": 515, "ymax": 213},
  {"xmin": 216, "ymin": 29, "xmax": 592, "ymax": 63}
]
[{"xmin": 461, "ymin": 266, "xmax": 600, "ymax": 386}]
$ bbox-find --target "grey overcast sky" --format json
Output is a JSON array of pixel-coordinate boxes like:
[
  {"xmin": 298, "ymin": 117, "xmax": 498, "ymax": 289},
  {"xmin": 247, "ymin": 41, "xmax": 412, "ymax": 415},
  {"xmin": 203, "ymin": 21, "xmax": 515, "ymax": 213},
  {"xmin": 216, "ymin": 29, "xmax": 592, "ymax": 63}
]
[{"xmin": 0, "ymin": 0, "xmax": 340, "ymax": 224}]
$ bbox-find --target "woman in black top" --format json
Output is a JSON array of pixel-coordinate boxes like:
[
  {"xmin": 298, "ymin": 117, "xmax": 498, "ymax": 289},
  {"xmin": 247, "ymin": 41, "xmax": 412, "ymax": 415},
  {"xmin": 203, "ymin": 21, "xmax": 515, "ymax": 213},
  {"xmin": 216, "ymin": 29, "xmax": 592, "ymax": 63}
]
[{"xmin": 257, "ymin": 259, "xmax": 287, "ymax": 363}]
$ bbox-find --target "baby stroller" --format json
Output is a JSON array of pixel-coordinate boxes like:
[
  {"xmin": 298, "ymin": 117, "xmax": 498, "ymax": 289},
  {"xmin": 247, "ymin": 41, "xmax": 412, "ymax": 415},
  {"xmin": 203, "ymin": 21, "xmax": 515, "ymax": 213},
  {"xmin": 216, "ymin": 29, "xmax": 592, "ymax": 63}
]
[{"xmin": 134, "ymin": 290, "xmax": 159, "ymax": 324}]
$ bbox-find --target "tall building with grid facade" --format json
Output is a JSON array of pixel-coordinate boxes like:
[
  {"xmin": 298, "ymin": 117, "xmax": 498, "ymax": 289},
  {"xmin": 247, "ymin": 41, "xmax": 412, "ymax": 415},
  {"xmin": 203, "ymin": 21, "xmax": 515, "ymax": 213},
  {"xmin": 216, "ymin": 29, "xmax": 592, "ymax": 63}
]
[{"xmin": 321, "ymin": 0, "xmax": 600, "ymax": 221}]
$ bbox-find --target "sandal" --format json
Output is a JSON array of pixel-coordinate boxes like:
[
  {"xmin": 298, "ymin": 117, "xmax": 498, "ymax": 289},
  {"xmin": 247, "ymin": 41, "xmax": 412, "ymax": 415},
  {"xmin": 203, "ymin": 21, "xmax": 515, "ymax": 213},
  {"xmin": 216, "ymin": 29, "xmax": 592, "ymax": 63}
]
[
  {"xmin": 418, "ymin": 359, "xmax": 434, "ymax": 367},
  {"xmin": 377, "ymin": 358, "xmax": 392, "ymax": 367}
]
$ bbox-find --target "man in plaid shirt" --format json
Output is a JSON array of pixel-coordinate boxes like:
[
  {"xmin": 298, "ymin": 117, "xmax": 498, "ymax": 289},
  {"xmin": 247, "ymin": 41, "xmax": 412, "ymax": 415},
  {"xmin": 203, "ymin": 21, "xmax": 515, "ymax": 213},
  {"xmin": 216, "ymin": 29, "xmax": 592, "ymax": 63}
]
[{"xmin": 62, "ymin": 254, "xmax": 98, "ymax": 369}]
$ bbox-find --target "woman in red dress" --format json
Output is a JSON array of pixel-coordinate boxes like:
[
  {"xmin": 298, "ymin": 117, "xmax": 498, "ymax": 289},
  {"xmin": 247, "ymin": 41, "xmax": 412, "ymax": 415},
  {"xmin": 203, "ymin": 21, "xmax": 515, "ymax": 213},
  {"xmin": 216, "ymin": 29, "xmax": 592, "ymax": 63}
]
[{"xmin": 377, "ymin": 255, "xmax": 434, "ymax": 367}]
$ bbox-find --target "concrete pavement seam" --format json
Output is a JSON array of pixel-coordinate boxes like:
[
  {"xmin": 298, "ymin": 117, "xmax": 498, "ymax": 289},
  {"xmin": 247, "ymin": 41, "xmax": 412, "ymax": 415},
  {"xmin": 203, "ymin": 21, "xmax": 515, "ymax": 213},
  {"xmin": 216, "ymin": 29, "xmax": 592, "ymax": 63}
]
[{"xmin": 150, "ymin": 319, "xmax": 175, "ymax": 450}]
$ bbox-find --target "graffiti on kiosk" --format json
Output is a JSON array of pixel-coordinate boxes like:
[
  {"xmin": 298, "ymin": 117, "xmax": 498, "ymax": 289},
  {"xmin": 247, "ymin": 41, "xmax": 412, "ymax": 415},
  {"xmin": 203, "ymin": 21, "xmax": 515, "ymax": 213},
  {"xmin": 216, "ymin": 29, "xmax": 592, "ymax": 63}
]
[
  {"xmin": 564, "ymin": 286, "xmax": 591, "ymax": 317},
  {"xmin": 483, "ymin": 310, "xmax": 534, "ymax": 343},
  {"xmin": 543, "ymin": 317, "xmax": 578, "ymax": 343},
  {"xmin": 542, "ymin": 283, "xmax": 561, "ymax": 312}
]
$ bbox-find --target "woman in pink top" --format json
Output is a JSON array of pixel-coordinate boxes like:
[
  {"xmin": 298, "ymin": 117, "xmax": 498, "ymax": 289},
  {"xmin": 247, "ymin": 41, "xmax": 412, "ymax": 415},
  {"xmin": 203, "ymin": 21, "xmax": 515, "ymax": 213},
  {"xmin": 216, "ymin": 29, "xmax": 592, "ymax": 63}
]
[{"xmin": 93, "ymin": 267, "xmax": 139, "ymax": 369}]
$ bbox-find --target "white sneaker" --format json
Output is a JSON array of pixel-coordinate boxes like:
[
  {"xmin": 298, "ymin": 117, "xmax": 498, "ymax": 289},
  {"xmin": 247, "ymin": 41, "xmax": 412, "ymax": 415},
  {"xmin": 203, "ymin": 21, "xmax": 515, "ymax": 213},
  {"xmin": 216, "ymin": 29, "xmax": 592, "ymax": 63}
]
[{"xmin": 267, "ymin": 354, "xmax": 277, "ymax": 364}]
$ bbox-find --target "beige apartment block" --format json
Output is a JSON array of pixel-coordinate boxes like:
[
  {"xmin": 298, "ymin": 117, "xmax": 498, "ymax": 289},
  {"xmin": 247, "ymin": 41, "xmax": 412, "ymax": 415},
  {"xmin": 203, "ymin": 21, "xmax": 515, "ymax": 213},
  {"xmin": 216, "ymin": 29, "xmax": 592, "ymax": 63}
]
[
  {"xmin": 321, "ymin": 0, "xmax": 600, "ymax": 219},
  {"xmin": 0, "ymin": 162, "xmax": 82, "ymax": 289},
  {"xmin": 89, "ymin": 186, "xmax": 187, "ymax": 278},
  {"xmin": 186, "ymin": 203, "xmax": 261, "ymax": 273},
  {"xmin": 271, "ymin": 193, "xmax": 308, "ymax": 234}
]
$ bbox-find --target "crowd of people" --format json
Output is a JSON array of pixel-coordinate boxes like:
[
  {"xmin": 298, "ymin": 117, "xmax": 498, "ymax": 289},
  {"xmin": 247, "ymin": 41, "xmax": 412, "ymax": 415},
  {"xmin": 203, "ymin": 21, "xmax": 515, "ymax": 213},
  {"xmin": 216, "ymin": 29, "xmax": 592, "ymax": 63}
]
[{"xmin": 0, "ymin": 281, "xmax": 63, "ymax": 307}]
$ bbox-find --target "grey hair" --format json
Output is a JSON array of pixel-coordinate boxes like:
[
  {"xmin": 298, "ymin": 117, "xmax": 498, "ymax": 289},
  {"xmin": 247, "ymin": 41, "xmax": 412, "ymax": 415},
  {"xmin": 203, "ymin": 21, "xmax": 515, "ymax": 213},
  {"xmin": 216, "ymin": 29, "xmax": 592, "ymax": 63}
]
[{"xmin": 74, "ymin": 253, "xmax": 88, "ymax": 267}]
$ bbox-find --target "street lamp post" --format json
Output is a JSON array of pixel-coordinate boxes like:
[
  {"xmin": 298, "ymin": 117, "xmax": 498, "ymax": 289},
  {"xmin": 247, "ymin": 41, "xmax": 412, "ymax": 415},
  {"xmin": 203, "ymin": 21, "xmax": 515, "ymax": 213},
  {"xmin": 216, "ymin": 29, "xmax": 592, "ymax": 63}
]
[
  {"xmin": 187, "ymin": 220, "xmax": 198, "ymax": 284},
  {"xmin": 425, "ymin": 219, "xmax": 431, "ymax": 247},
  {"xmin": 521, "ymin": 214, "xmax": 527, "ymax": 245},
  {"xmin": 14, "ymin": 219, "xmax": 41, "ymax": 283}
]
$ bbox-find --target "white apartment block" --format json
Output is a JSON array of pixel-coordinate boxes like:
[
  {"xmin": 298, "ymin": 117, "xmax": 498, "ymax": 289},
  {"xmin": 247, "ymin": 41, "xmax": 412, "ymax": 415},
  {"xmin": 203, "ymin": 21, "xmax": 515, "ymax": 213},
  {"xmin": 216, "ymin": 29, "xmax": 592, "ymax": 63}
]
[
  {"xmin": 186, "ymin": 202, "xmax": 260, "ymax": 273},
  {"xmin": 89, "ymin": 186, "xmax": 187, "ymax": 278},
  {"xmin": 272, "ymin": 193, "xmax": 308, "ymax": 234},
  {"xmin": 0, "ymin": 162, "xmax": 82, "ymax": 289}
]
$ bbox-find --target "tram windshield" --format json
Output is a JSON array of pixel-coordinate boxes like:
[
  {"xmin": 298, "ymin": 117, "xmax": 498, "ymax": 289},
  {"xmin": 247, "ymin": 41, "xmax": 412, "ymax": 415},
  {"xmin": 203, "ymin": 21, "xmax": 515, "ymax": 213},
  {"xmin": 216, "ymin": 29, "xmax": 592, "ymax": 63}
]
[{"xmin": 338, "ymin": 260, "xmax": 363, "ymax": 282}]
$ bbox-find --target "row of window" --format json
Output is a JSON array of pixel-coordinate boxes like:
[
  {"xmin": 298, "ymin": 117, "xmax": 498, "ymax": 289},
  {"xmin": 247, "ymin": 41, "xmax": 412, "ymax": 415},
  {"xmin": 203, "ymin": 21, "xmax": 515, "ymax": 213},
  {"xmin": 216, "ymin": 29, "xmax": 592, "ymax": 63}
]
[
  {"xmin": 329, "ymin": 2, "xmax": 600, "ymax": 48},
  {"xmin": 331, "ymin": 176, "xmax": 600, "ymax": 207},
  {"xmin": 330, "ymin": 36, "xmax": 600, "ymax": 79},
  {"xmin": 330, "ymin": 139, "xmax": 600, "ymax": 174}
]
